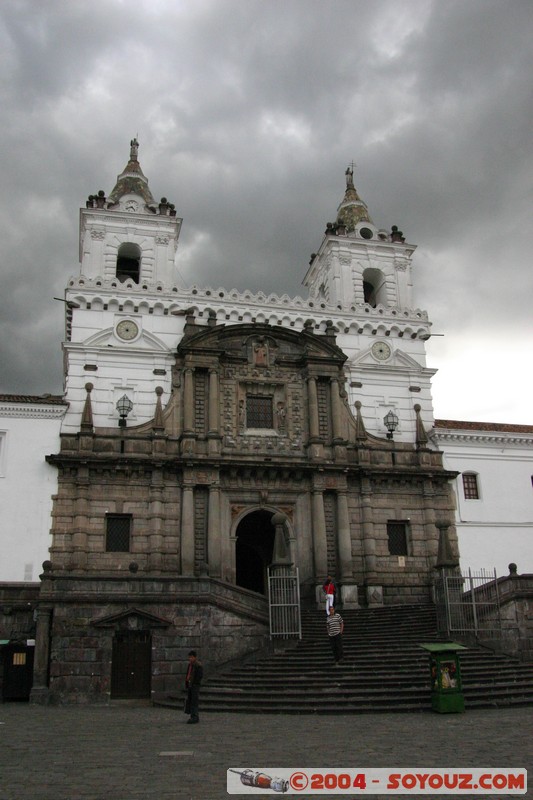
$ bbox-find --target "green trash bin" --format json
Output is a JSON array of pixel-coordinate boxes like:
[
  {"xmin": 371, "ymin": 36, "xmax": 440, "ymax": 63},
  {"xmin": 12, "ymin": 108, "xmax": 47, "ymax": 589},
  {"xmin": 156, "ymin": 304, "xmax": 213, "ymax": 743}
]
[{"xmin": 419, "ymin": 643, "xmax": 467, "ymax": 713}]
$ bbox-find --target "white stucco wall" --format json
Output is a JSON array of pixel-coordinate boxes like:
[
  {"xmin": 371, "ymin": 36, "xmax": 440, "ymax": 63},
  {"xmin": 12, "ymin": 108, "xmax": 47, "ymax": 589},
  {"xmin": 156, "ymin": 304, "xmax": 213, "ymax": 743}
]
[
  {"xmin": 0, "ymin": 402, "xmax": 65, "ymax": 582},
  {"xmin": 434, "ymin": 427, "xmax": 533, "ymax": 578}
]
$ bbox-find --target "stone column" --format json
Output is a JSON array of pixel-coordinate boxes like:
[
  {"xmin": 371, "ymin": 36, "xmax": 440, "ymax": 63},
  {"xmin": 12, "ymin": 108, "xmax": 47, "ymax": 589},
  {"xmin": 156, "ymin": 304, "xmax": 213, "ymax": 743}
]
[
  {"xmin": 422, "ymin": 478, "xmax": 439, "ymax": 565},
  {"xmin": 181, "ymin": 484, "xmax": 195, "ymax": 575},
  {"xmin": 29, "ymin": 606, "xmax": 52, "ymax": 704},
  {"xmin": 330, "ymin": 378, "xmax": 343, "ymax": 442},
  {"xmin": 337, "ymin": 491, "xmax": 353, "ymax": 580},
  {"xmin": 183, "ymin": 368, "xmax": 194, "ymax": 434},
  {"xmin": 181, "ymin": 368, "xmax": 196, "ymax": 455},
  {"xmin": 148, "ymin": 468, "xmax": 163, "ymax": 571},
  {"xmin": 207, "ymin": 482, "xmax": 221, "ymax": 578},
  {"xmin": 71, "ymin": 471, "xmax": 89, "ymax": 570},
  {"xmin": 307, "ymin": 377, "xmax": 320, "ymax": 440},
  {"xmin": 207, "ymin": 368, "xmax": 222, "ymax": 455},
  {"xmin": 207, "ymin": 369, "xmax": 219, "ymax": 435},
  {"xmin": 337, "ymin": 491, "xmax": 358, "ymax": 609},
  {"xmin": 361, "ymin": 478, "xmax": 383, "ymax": 606},
  {"xmin": 312, "ymin": 489, "xmax": 328, "ymax": 607}
]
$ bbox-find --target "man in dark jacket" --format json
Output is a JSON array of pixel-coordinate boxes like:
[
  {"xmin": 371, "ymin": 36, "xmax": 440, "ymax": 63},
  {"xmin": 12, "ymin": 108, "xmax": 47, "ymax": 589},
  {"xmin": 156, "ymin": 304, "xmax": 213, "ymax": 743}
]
[{"xmin": 185, "ymin": 650, "xmax": 203, "ymax": 724}]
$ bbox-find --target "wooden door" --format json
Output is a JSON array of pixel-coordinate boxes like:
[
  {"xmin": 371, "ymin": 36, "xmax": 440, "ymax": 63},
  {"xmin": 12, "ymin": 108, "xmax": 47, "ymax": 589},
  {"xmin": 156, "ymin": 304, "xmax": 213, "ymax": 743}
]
[
  {"xmin": 2, "ymin": 644, "xmax": 35, "ymax": 700},
  {"xmin": 110, "ymin": 630, "xmax": 151, "ymax": 699}
]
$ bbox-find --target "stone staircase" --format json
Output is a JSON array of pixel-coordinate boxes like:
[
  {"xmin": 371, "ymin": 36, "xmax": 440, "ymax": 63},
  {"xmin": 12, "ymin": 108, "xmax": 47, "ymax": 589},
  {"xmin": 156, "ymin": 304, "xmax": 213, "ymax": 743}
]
[{"xmin": 158, "ymin": 604, "xmax": 533, "ymax": 713}]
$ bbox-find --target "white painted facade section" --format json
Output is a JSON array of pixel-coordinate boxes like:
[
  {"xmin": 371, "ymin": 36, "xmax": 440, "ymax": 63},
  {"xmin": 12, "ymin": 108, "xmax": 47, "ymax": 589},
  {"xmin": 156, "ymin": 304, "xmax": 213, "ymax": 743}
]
[
  {"xmin": 431, "ymin": 425, "xmax": 533, "ymax": 577},
  {"xmin": 0, "ymin": 400, "xmax": 66, "ymax": 582}
]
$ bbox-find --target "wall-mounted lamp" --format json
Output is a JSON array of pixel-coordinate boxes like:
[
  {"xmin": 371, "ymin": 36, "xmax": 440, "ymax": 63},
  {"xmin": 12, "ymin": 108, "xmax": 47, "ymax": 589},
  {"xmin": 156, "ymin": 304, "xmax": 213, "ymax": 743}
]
[
  {"xmin": 116, "ymin": 394, "xmax": 133, "ymax": 428},
  {"xmin": 419, "ymin": 333, "xmax": 445, "ymax": 341},
  {"xmin": 383, "ymin": 409, "xmax": 399, "ymax": 440}
]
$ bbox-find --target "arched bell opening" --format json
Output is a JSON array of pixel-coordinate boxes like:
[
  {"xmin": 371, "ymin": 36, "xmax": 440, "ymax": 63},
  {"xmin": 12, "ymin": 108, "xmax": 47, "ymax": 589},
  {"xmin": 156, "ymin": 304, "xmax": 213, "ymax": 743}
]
[
  {"xmin": 235, "ymin": 509, "xmax": 275, "ymax": 595},
  {"xmin": 363, "ymin": 267, "xmax": 387, "ymax": 307},
  {"xmin": 116, "ymin": 242, "xmax": 141, "ymax": 284}
]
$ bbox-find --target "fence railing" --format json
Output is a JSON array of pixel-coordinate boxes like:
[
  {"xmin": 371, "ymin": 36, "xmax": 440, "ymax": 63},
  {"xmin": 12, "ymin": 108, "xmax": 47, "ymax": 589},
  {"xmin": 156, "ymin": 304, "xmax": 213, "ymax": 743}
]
[
  {"xmin": 267, "ymin": 566, "xmax": 301, "ymax": 640},
  {"xmin": 435, "ymin": 567, "xmax": 502, "ymax": 641}
]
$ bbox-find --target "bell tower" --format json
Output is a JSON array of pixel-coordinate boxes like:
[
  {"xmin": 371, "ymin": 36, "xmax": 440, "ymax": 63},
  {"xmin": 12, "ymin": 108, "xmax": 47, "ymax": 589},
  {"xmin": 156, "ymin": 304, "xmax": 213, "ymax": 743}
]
[
  {"xmin": 62, "ymin": 140, "xmax": 185, "ymax": 433},
  {"xmin": 304, "ymin": 166, "xmax": 435, "ymax": 442},
  {"xmin": 303, "ymin": 165, "xmax": 415, "ymax": 311},
  {"xmin": 79, "ymin": 138, "xmax": 182, "ymax": 288}
]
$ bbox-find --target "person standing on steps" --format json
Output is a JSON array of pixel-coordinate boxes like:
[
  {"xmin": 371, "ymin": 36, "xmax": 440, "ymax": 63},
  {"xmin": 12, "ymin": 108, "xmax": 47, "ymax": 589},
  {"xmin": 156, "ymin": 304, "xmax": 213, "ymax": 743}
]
[
  {"xmin": 185, "ymin": 650, "xmax": 203, "ymax": 724},
  {"xmin": 323, "ymin": 575, "xmax": 336, "ymax": 616},
  {"xmin": 326, "ymin": 606, "xmax": 344, "ymax": 665}
]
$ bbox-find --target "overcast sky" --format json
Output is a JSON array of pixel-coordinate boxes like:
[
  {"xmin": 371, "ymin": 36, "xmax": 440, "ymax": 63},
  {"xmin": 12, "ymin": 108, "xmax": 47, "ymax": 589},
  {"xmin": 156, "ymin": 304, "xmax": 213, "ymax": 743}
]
[{"xmin": 1, "ymin": 0, "xmax": 532, "ymax": 423}]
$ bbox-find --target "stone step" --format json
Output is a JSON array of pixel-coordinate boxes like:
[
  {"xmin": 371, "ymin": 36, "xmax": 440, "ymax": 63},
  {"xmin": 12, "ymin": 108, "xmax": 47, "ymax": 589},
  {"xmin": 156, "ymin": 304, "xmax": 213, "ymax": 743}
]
[{"xmin": 157, "ymin": 604, "xmax": 533, "ymax": 714}]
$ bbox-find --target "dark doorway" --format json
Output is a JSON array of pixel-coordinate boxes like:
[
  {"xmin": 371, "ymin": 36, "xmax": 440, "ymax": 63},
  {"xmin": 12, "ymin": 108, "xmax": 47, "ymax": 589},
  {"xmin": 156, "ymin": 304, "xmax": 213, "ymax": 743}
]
[
  {"xmin": 236, "ymin": 510, "xmax": 275, "ymax": 594},
  {"xmin": 110, "ymin": 630, "xmax": 151, "ymax": 699},
  {"xmin": 2, "ymin": 643, "xmax": 34, "ymax": 701}
]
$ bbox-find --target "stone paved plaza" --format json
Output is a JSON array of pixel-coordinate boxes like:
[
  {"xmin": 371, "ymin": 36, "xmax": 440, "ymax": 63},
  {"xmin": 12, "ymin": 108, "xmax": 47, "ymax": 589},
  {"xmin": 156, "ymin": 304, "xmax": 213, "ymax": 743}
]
[{"xmin": 0, "ymin": 704, "xmax": 531, "ymax": 800}]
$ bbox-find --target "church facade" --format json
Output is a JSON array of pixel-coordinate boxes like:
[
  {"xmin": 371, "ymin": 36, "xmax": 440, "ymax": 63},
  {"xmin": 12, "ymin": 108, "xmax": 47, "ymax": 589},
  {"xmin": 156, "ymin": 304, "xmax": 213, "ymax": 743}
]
[{"xmin": 4, "ymin": 142, "xmax": 474, "ymax": 703}]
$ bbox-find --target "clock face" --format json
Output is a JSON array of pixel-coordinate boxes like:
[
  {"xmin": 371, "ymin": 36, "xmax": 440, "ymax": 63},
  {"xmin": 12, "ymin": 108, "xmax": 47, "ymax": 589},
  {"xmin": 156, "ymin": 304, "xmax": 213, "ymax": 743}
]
[
  {"xmin": 116, "ymin": 320, "xmax": 139, "ymax": 341},
  {"xmin": 124, "ymin": 200, "xmax": 139, "ymax": 212},
  {"xmin": 371, "ymin": 341, "xmax": 392, "ymax": 361}
]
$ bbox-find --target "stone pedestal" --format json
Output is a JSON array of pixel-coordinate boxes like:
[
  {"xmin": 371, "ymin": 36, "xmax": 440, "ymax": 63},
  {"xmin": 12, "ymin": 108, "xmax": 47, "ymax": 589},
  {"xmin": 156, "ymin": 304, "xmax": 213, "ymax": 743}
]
[
  {"xmin": 366, "ymin": 585, "xmax": 384, "ymax": 607},
  {"xmin": 340, "ymin": 583, "xmax": 359, "ymax": 609},
  {"xmin": 29, "ymin": 686, "xmax": 50, "ymax": 705},
  {"xmin": 315, "ymin": 583, "xmax": 327, "ymax": 611}
]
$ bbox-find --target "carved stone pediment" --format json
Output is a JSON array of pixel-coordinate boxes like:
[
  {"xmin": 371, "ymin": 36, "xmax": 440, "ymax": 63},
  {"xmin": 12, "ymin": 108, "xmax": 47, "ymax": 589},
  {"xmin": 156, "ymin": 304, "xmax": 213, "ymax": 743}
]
[
  {"xmin": 91, "ymin": 607, "xmax": 172, "ymax": 629},
  {"xmin": 178, "ymin": 322, "xmax": 347, "ymax": 365}
]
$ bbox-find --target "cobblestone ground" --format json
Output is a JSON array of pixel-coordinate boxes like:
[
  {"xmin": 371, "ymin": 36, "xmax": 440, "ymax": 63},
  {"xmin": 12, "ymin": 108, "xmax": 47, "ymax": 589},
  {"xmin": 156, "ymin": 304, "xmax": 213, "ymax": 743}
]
[{"xmin": 0, "ymin": 704, "xmax": 531, "ymax": 800}]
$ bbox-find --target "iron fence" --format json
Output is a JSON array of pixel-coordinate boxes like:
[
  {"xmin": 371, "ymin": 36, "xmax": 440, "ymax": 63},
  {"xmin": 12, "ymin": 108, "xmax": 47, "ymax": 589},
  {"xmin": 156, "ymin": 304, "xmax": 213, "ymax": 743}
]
[
  {"xmin": 435, "ymin": 567, "xmax": 502, "ymax": 642},
  {"xmin": 267, "ymin": 566, "xmax": 302, "ymax": 640}
]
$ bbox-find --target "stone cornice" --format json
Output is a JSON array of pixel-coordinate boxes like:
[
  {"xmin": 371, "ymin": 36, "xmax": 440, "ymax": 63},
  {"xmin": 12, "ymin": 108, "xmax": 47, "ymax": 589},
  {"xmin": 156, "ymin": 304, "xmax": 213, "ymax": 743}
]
[
  {"xmin": 0, "ymin": 402, "xmax": 67, "ymax": 420},
  {"xmin": 66, "ymin": 278, "xmax": 430, "ymax": 333},
  {"xmin": 431, "ymin": 430, "xmax": 533, "ymax": 447}
]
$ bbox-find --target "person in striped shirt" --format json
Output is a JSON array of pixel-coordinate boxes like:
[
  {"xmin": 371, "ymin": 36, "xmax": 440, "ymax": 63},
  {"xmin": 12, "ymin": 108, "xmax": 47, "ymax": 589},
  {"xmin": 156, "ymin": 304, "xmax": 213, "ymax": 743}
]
[{"xmin": 326, "ymin": 606, "xmax": 344, "ymax": 664}]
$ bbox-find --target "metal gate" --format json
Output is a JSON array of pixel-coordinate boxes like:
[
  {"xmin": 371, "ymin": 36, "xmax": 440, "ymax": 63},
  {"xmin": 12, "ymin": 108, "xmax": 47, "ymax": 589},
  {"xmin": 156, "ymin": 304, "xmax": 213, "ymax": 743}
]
[
  {"xmin": 435, "ymin": 568, "xmax": 502, "ymax": 642},
  {"xmin": 110, "ymin": 630, "xmax": 152, "ymax": 699},
  {"xmin": 268, "ymin": 566, "xmax": 301, "ymax": 640}
]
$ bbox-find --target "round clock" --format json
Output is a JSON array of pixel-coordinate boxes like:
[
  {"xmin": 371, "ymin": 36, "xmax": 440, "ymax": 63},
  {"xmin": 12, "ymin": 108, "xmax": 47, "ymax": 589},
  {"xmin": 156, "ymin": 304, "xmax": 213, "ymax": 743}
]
[
  {"xmin": 371, "ymin": 341, "xmax": 391, "ymax": 361},
  {"xmin": 124, "ymin": 200, "xmax": 139, "ymax": 212},
  {"xmin": 116, "ymin": 320, "xmax": 139, "ymax": 341}
]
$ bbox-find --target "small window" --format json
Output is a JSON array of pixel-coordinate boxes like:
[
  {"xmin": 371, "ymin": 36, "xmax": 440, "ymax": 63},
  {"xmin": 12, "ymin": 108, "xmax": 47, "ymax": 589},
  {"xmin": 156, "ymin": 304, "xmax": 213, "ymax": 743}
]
[
  {"xmin": 246, "ymin": 395, "xmax": 273, "ymax": 429},
  {"xmin": 387, "ymin": 521, "xmax": 409, "ymax": 556},
  {"xmin": 106, "ymin": 514, "xmax": 132, "ymax": 552},
  {"xmin": 462, "ymin": 473, "xmax": 479, "ymax": 500}
]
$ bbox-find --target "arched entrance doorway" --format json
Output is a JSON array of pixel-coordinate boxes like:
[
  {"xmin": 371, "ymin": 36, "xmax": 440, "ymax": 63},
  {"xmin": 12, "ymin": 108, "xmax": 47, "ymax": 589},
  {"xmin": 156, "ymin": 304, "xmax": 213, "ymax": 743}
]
[{"xmin": 235, "ymin": 510, "xmax": 275, "ymax": 594}]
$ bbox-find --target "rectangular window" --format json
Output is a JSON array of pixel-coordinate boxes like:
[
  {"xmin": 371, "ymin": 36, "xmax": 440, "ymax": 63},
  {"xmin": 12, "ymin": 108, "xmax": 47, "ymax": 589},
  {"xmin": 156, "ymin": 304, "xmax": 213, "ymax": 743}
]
[
  {"xmin": 387, "ymin": 521, "xmax": 409, "ymax": 556},
  {"xmin": 462, "ymin": 473, "xmax": 479, "ymax": 500},
  {"xmin": 246, "ymin": 395, "xmax": 273, "ymax": 428},
  {"xmin": 106, "ymin": 514, "xmax": 132, "ymax": 552}
]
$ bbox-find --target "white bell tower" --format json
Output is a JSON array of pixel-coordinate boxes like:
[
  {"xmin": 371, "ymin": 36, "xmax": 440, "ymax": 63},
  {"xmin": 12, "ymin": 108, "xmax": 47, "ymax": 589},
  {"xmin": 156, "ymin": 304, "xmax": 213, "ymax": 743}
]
[
  {"xmin": 62, "ymin": 140, "xmax": 185, "ymax": 433},
  {"xmin": 303, "ymin": 166, "xmax": 415, "ymax": 311},
  {"xmin": 79, "ymin": 138, "xmax": 182, "ymax": 288},
  {"xmin": 304, "ymin": 166, "xmax": 436, "ymax": 442}
]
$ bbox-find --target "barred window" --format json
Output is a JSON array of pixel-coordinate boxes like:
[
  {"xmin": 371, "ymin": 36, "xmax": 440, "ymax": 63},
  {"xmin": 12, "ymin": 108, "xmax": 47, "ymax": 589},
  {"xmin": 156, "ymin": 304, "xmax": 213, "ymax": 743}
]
[
  {"xmin": 246, "ymin": 395, "xmax": 273, "ymax": 428},
  {"xmin": 462, "ymin": 473, "xmax": 479, "ymax": 500},
  {"xmin": 387, "ymin": 521, "xmax": 408, "ymax": 556},
  {"xmin": 106, "ymin": 514, "xmax": 132, "ymax": 552}
]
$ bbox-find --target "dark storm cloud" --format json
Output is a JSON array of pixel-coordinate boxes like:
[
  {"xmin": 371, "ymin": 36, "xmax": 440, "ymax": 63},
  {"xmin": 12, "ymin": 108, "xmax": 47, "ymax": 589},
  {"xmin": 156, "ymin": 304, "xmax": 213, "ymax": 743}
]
[{"xmin": 0, "ymin": 0, "xmax": 531, "ymax": 421}]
